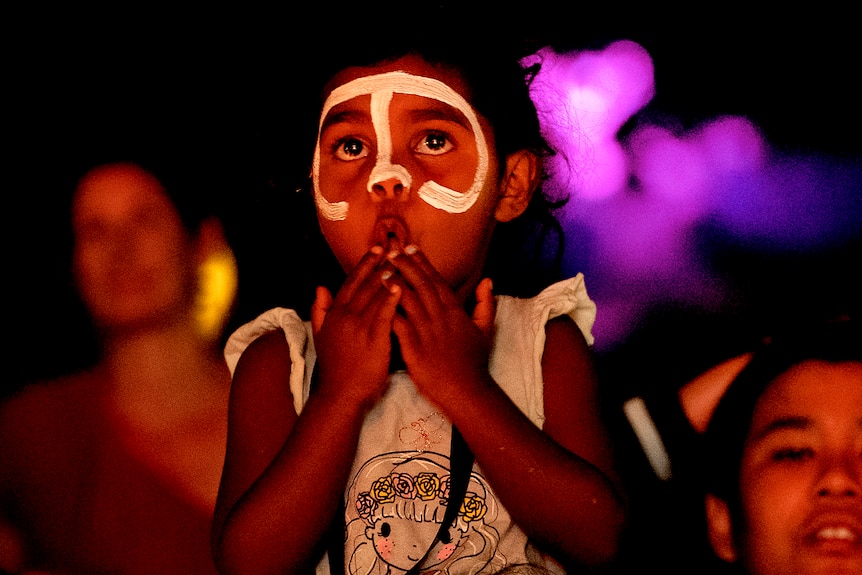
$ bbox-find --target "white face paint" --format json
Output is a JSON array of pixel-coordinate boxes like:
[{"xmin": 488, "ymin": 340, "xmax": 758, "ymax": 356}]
[{"xmin": 313, "ymin": 71, "xmax": 490, "ymax": 221}]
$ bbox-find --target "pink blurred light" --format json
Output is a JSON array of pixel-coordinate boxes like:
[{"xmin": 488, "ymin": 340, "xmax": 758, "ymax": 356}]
[
  {"xmin": 524, "ymin": 41, "xmax": 858, "ymax": 350},
  {"xmin": 524, "ymin": 40, "xmax": 655, "ymax": 201}
]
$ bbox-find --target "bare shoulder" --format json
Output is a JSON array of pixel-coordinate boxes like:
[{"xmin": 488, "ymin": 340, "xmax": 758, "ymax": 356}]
[
  {"xmin": 228, "ymin": 327, "xmax": 297, "ymax": 429},
  {"xmin": 542, "ymin": 315, "xmax": 596, "ymax": 388},
  {"xmin": 0, "ymin": 371, "xmax": 96, "ymax": 434},
  {"xmin": 233, "ymin": 329, "xmax": 292, "ymax": 387}
]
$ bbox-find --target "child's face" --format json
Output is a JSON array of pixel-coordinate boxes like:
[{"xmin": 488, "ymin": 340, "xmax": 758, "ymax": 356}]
[
  {"xmin": 730, "ymin": 360, "xmax": 862, "ymax": 575},
  {"xmin": 72, "ymin": 163, "xmax": 194, "ymax": 329},
  {"xmin": 314, "ymin": 54, "xmax": 506, "ymax": 300}
]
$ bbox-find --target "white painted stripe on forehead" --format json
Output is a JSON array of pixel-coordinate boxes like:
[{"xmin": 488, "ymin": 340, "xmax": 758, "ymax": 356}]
[{"xmin": 313, "ymin": 71, "xmax": 490, "ymax": 220}]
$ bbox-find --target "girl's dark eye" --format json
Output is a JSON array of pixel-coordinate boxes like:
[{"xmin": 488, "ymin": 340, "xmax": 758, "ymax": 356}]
[
  {"xmin": 773, "ymin": 448, "xmax": 814, "ymax": 462},
  {"xmin": 334, "ymin": 138, "xmax": 369, "ymax": 161},
  {"xmin": 379, "ymin": 522, "xmax": 391, "ymax": 537},
  {"xmin": 415, "ymin": 132, "xmax": 453, "ymax": 156}
]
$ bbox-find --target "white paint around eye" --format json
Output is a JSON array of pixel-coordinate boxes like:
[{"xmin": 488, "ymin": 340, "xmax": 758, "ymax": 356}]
[{"xmin": 313, "ymin": 71, "xmax": 489, "ymax": 221}]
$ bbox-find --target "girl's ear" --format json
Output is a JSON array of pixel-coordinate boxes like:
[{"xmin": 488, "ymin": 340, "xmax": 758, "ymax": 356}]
[
  {"xmin": 705, "ymin": 494, "xmax": 739, "ymax": 563},
  {"xmin": 495, "ymin": 149, "xmax": 540, "ymax": 223}
]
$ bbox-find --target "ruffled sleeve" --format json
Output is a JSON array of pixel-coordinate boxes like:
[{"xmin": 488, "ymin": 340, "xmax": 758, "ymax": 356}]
[
  {"xmin": 489, "ymin": 274, "xmax": 596, "ymax": 427},
  {"xmin": 223, "ymin": 308, "xmax": 314, "ymax": 415}
]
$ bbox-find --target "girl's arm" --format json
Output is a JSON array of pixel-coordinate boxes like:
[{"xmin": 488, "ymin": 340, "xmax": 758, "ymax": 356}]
[
  {"xmin": 211, "ymin": 329, "xmax": 359, "ymax": 575},
  {"xmin": 390, "ymin": 251, "xmax": 625, "ymax": 569},
  {"xmin": 212, "ymin": 249, "xmax": 401, "ymax": 575},
  {"xmin": 442, "ymin": 316, "xmax": 624, "ymax": 569}
]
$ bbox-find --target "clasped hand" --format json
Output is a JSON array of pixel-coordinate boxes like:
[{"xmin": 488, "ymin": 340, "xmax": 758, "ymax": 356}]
[{"xmin": 311, "ymin": 245, "xmax": 495, "ymax": 412}]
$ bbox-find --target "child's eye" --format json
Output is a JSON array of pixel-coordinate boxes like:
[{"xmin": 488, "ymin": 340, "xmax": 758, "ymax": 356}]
[
  {"xmin": 415, "ymin": 132, "xmax": 453, "ymax": 156},
  {"xmin": 772, "ymin": 447, "xmax": 814, "ymax": 462},
  {"xmin": 333, "ymin": 137, "xmax": 370, "ymax": 161}
]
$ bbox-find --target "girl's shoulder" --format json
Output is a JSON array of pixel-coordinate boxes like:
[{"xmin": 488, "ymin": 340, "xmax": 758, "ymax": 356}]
[
  {"xmin": 495, "ymin": 274, "xmax": 596, "ymax": 346},
  {"xmin": 224, "ymin": 308, "xmax": 310, "ymax": 376}
]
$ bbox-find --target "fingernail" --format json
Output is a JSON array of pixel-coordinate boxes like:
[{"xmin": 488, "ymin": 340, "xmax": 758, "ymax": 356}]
[
  {"xmin": 404, "ymin": 244, "xmax": 417, "ymax": 255},
  {"xmin": 381, "ymin": 270, "xmax": 392, "ymax": 281},
  {"xmin": 387, "ymin": 249, "xmax": 399, "ymax": 259},
  {"xmin": 370, "ymin": 245, "xmax": 384, "ymax": 255}
]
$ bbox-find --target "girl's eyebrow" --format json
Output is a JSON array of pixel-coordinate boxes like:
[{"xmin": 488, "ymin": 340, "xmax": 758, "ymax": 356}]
[
  {"xmin": 751, "ymin": 416, "xmax": 812, "ymax": 442},
  {"xmin": 407, "ymin": 106, "xmax": 471, "ymax": 130},
  {"xmin": 320, "ymin": 109, "xmax": 371, "ymax": 134}
]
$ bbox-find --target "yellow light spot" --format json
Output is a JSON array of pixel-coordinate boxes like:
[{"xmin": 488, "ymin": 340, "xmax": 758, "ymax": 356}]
[{"xmin": 194, "ymin": 249, "xmax": 238, "ymax": 342}]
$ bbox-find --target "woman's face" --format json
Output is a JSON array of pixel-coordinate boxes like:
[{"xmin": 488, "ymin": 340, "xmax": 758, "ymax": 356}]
[
  {"xmin": 313, "ymin": 54, "xmax": 507, "ymax": 302},
  {"xmin": 733, "ymin": 360, "xmax": 862, "ymax": 575},
  {"xmin": 72, "ymin": 163, "xmax": 194, "ymax": 331}
]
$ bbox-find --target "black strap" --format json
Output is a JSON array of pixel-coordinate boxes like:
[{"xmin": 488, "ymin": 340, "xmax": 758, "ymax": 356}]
[
  {"xmin": 317, "ymin": 364, "xmax": 475, "ymax": 575},
  {"xmin": 404, "ymin": 425, "xmax": 473, "ymax": 575}
]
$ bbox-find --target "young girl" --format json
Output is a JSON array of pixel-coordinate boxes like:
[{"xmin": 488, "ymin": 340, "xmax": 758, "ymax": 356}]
[
  {"xmin": 211, "ymin": 15, "xmax": 625, "ymax": 575},
  {"xmin": 699, "ymin": 315, "xmax": 861, "ymax": 575}
]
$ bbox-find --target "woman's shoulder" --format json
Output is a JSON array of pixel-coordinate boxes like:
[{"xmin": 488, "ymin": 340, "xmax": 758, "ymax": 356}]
[
  {"xmin": 1, "ymin": 371, "xmax": 99, "ymax": 429},
  {"xmin": 0, "ymin": 371, "xmax": 103, "ymax": 484}
]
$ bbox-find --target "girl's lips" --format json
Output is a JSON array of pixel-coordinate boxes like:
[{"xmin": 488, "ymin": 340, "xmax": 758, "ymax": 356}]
[
  {"xmin": 803, "ymin": 512, "xmax": 862, "ymax": 550},
  {"xmin": 373, "ymin": 216, "xmax": 410, "ymax": 253}
]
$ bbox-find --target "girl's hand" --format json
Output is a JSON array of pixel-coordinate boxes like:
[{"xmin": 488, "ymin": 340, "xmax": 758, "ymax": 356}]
[
  {"xmin": 312, "ymin": 246, "xmax": 401, "ymax": 412},
  {"xmin": 386, "ymin": 246, "xmax": 495, "ymax": 406}
]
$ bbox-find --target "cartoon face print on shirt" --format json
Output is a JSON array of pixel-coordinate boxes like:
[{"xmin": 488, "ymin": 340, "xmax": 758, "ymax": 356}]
[
  {"xmin": 345, "ymin": 452, "xmax": 502, "ymax": 575},
  {"xmin": 367, "ymin": 514, "xmax": 465, "ymax": 570}
]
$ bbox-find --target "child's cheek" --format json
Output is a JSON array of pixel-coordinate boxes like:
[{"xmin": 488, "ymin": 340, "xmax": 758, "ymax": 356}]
[
  {"xmin": 437, "ymin": 542, "xmax": 456, "ymax": 561},
  {"xmin": 375, "ymin": 537, "xmax": 394, "ymax": 560}
]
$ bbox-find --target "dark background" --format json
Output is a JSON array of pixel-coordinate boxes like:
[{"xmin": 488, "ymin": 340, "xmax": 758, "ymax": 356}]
[
  {"xmin": 8, "ymin": 4, "xmax": 860, "ymax": 389},
  {"xmin": 4, "ymin": 5, "xmax": 860, "ymax": 573}
]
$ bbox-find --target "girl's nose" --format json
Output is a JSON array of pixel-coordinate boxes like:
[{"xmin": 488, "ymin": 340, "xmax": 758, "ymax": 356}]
[
  {"xmin": 816, "ymin": 453, "xmax": 861, "ymax": 498},
  {"xmin": 370, "ymin": 177, "xmax": 408, "ymax": 201},
  {"xmin": 367, "ymin": 162, "xmax": 411, "ymax": 202}
]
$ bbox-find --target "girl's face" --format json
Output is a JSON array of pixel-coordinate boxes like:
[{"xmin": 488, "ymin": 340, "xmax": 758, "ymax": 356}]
[
  {"xmin": 733, "ymin": 360, "xmax": 862, "ymax": 575},
  {"xmin": 72, "ymin": 163, "xmax": 194, "ymax": 331},
  {"xmin": 367, "ymin": 515, "xmax": 464, "ymax": 571},
  {"xmin": 314, "ymin": 54, "xmax": 506, "ymax": 301}
]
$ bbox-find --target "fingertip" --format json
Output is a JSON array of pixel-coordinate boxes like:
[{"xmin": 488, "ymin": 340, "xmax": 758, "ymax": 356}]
[
  {"xmin": 314, "ymin": 285, "xmax": 332, "ymax": 304},
  {"xmin": 476, "ymin": 277, "xmax": 494, "ymax": 299}
]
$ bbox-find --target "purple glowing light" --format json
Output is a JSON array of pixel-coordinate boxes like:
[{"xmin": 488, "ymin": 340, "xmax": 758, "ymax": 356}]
[{"xmin": 525, "ymin": 41, "xmax": 861, "ymax": 349}]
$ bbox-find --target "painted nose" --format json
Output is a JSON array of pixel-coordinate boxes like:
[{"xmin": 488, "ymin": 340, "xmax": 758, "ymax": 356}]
[
  {"xmin": 367, "ymin": 162, "xmax": 412, "ymax": 202},
  {"xmin": 371, "ymin": 177, "xmax": 408, "ymax": 201},
  {"xmin": 816, "ymin": 453, "xmax": 860, "ymax": 498}
]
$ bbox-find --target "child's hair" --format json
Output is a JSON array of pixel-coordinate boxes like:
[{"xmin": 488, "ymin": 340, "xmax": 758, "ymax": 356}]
[
  {"xmin": 701, "ymin": 315, "xmax": 861, "ymax": 514},
  {"xmin": 277, "ymin": 5, "xmax": 569, "ymax": 304}
]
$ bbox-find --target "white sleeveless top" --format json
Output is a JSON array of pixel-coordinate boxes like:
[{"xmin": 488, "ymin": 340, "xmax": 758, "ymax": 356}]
[{"xmin": 224, "ymin": 275, "xmax": 596, "ymax": 575}]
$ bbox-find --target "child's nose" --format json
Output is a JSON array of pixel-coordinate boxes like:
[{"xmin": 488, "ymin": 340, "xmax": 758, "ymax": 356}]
[
  {"xmin": 370, "ymin": 177, "xmax": 407, "ymax": 200},
  {"xmin": 816, "ymin": 452, "xmax": 860, "ymax": 498}
]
